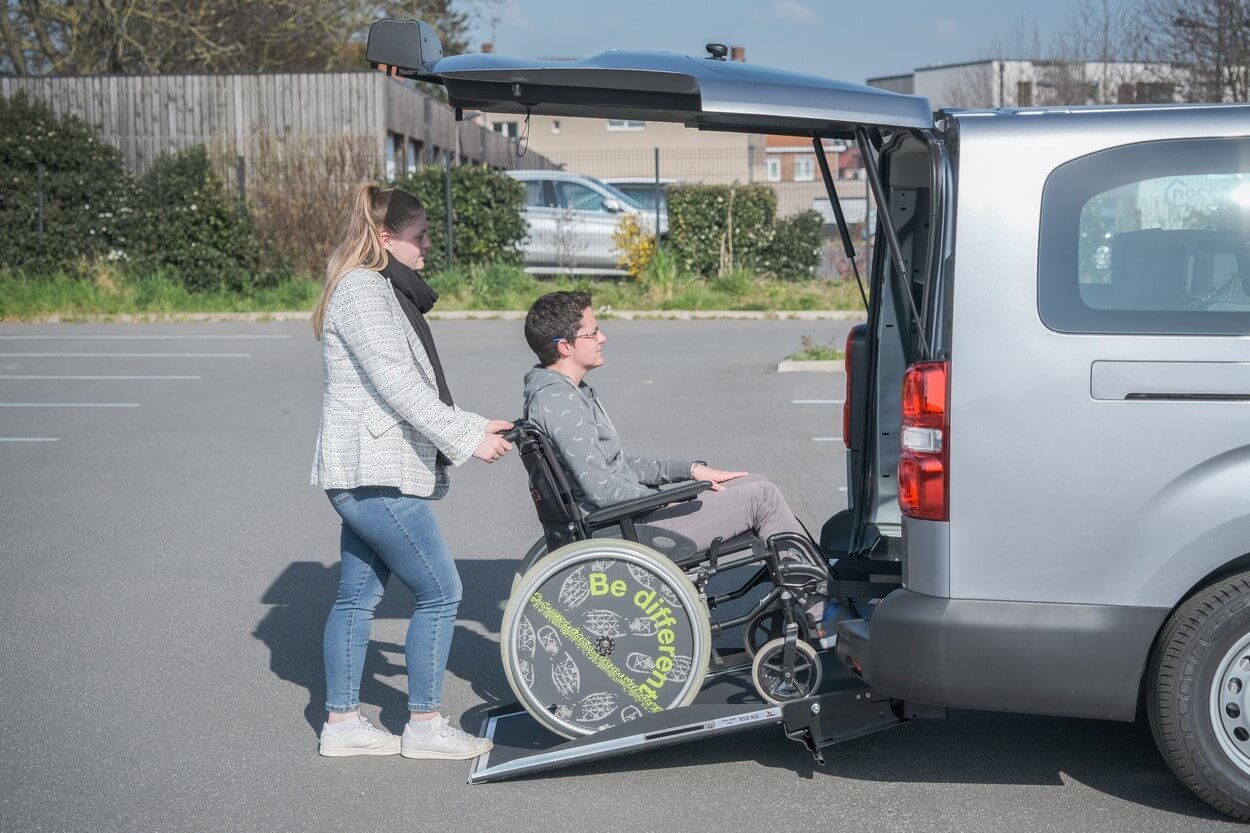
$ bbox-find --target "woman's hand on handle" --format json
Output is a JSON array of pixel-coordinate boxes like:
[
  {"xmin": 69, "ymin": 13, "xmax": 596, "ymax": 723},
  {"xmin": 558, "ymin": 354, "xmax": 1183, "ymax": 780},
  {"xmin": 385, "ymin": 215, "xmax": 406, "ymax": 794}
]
[{"xmin": 473, "ymin": 420, "xmax": 514, "ymax": 463}]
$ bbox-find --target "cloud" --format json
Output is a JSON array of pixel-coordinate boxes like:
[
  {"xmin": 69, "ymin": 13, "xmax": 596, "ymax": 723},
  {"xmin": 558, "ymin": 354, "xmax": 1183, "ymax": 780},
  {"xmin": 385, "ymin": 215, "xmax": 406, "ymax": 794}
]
[
  {"xmin": 771, "ymin": 1, "xmax": 820, "ymax": 25},
  {"xmin": 936, "ymin": 17, "xmax": 959, "ymax": 39}
]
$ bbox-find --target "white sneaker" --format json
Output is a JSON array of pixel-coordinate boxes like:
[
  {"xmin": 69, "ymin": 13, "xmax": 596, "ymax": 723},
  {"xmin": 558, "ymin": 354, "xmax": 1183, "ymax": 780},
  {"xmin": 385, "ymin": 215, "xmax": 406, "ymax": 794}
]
[
  {"xmin": 318, "ymin": 715, "xmax": 401, "ymax": 757},
  {"xmin": 401, "ymin": 715, "xmax": 493, "ymax": 761}
]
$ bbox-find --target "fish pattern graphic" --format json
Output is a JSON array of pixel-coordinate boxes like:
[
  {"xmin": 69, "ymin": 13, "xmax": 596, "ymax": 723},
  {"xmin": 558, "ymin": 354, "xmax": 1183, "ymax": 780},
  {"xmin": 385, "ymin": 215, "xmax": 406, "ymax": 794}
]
[
  {"xmin": 668, "ymin": 655, "xmax": 692, "ymax": 683},
  {"xmin": 582, "ymin": 609, "xmax": 626, "ymax": 638},
  {"xmin": 517, "ymin": 616, "xmax": 536, "ymax": 659},
  {"xmin": 558, "ymin": 566, "xmax": 590, "ymax": 610},
  {"xmin": 627, "ymin": 563, "xmax": 655, "ymax": 589},
  {"xmin": 551, "ymin": 651, "xmax": 581, "ymax": 698},
  {"xmin": 625, "ymin": 652, "xmax": 656, "ymax": 674},
  {"xmin": 519, "ymin": 659, "xmax": 534, "ymax": 687},
  {"xmin": 577, "ymin": 692, "xmax": 618, "ymax": 722},
  {"xmin": 621, "ymin": 705, "xmax": 642, "ymax": 722},
  {"xmin": 628, "ymin": 617, "xmax": 658, "ymax": 636},
  {"xmin": 537, "ymin": 625, "xmax": 561, "ymax": 655}
]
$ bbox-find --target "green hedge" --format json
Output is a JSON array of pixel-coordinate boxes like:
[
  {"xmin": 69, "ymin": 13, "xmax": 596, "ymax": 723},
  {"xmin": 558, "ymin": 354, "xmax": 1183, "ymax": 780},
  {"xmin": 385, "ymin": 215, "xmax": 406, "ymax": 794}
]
[
  {"xmin": 0, "ymin": 91, "xmax": 139, "ymax": 272},
  {"xmin": 134, "ymin": 147, "xmax": 267, "ymax": 292},
  {"xmin": 667, "ymin": 184, "xmax": 776, "ymax": 278},
  {"xmin": 391, "ymin": 164, "xmax": 527, "ymax": 273},
  {"xmin": 667, "ymin": 184, "xmax": 823, "ymax": 281},
  {"xmin": 0, "ymin": 92, "xmax": 269, "ymax": 289}
]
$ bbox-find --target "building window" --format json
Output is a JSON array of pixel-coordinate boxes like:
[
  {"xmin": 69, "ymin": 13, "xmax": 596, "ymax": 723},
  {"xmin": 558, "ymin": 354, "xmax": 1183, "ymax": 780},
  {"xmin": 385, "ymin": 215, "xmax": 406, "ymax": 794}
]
[
  {"xmin": 793, "ymin": 156, "xmax": 815, "ymax": 182},
  {"xmin": 606, "ymin": 119, "xmax": 645, "ymax": 131},
  {"xmin": 1017, "ymin": 81, "xmax": 1034, "ymax": 107},
  {"xmin": 386, "ymin": 132, "xmax": 403, "ymax": 179},
  {"xmin": 551, "ymin": 120, "xmax": 561, "ymax": 134},
  {"xmin": 407, "ymin": 140, "xmax": 420, "ymax": 173},
  {"xmin": 493, "ymin": 121, "xmax": 519, "ymax": 138},
  {"xmin": 766, "ymin": 157, "xmax": 781, "ymax": 183}
]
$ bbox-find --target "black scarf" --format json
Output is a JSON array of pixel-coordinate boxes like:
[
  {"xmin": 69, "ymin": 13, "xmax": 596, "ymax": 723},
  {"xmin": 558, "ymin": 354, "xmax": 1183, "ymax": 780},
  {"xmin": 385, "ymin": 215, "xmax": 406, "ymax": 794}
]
[{"xmin": 380, "ymin": 252, "xmax": 454, "ymax": 467}]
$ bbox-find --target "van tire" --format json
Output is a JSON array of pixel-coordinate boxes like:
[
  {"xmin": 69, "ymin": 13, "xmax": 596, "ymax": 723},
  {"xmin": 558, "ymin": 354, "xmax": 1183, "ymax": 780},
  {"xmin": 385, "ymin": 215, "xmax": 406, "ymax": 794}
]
[{"xmin": 1148, "ymin": 571, "xmax": 1250, "ymax": 821}]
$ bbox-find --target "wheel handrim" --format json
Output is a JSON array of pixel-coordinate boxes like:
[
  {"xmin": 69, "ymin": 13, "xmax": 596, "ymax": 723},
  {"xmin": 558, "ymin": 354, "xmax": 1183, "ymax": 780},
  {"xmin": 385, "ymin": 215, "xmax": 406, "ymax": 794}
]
[
  {"xmin": 1210, "ymin": 631, "xmax": 1250, "ymax": 775},
  {"xmin": 503, "ymin": 541, "xmax": 709, "ymax": 737}
]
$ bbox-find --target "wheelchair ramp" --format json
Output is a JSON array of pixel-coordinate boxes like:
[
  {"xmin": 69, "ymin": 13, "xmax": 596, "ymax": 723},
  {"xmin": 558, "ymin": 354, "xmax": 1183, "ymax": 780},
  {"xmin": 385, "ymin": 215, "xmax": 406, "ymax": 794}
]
[{"xmin": 469, "ymin": 662, "xmax": 780, "ymax": 783}]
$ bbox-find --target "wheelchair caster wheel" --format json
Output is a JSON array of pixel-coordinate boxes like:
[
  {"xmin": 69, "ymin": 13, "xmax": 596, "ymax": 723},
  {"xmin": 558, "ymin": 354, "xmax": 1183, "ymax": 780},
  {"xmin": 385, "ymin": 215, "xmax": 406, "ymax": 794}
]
[
  {"xmin": 751, "ymin": 637, "xmax": 822, "ymax": 705},
  {"xmin": 744, "ymin": 607, "xmax": 811, "ymax": 658},
  {"xmin": 501, "ymin": 539, "xmax": 712, "ymax": 738}
]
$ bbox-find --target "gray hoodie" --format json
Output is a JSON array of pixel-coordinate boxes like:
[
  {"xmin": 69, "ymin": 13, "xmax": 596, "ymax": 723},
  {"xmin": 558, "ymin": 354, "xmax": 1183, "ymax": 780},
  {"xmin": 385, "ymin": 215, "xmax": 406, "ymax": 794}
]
[{"xmin": 522, "ymin": 366, "xmax": 696, "ymax": 514}]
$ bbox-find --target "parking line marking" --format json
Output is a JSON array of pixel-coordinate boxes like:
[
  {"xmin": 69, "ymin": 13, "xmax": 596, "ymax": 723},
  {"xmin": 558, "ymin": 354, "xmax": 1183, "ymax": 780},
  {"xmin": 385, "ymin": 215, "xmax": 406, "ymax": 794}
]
[
  {"xmin": 0, "ymin": 335, "xmax": 289, "ymax": 340},
  {"xmin": 0, "ymin": 402, "xmax": 140, "ymax": 408},
  {"xmin": 0, "ymin": 352, "xmax": 251, "ymax": 358},
  {"xmin": 812, "ymin": 437, "xmax": 843, "ymax": 442},
  {"xmin": 0, "ymin": 374, "xmax": 201, "ymax": 380},
  {"xmin": 0, "ymin": 437, "xmax": 59, "ymax": 442},
  {"xmin": 792, "ymin": 399, "xmax": 844, "ymax": 404}
]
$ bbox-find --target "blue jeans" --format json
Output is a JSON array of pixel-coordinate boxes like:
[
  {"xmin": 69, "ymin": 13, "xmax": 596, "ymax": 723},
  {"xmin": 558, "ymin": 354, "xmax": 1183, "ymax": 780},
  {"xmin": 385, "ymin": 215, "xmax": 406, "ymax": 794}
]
[{"xmin": 323, "ymin": 486, "xmax": 463, "ymax": 714}]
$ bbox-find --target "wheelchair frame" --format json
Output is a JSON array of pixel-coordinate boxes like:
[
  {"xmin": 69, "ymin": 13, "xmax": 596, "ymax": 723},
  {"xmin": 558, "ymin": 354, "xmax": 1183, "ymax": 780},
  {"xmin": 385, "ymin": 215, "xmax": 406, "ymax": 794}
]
[{"xmin": 468, "ymin": 422, "xmax": 915, "ymax": 782}]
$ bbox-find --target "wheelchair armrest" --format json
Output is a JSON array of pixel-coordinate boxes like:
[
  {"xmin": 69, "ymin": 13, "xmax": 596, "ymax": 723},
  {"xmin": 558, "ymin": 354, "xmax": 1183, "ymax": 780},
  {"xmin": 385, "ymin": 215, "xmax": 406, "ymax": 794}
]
[{"xmin": 584, "ymin": 481, "xmax": 713, "ymax": 527}]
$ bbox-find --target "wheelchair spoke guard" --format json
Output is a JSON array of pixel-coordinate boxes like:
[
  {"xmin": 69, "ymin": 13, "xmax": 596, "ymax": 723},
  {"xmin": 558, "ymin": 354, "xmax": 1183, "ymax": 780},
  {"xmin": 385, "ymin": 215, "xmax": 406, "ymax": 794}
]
[{"xmin": 501, "ymin": 539, "xmax": 712, "ymax": 738}]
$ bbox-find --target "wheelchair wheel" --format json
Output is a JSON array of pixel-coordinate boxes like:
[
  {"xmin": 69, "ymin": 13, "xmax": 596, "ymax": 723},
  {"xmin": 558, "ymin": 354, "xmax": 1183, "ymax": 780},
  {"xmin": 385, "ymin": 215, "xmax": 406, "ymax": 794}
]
[
  {"xmin": 751, "ymin": 637, "xmax": 822, "ymax": 705},
  {"xmin": 501, "ymin": 539, "xmax": 712, "ymax": 738},
  {"xmin": 744, "ymin": 606, "xmax": 811, "ymax": 658}
]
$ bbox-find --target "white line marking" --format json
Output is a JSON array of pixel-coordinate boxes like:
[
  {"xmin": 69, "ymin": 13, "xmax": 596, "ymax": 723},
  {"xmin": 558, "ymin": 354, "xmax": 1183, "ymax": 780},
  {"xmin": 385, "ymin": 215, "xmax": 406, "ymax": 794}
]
[
  {"xmin": 792, "ymin": 399, "xmax": 845, "ymax": 404},
  {"xmin": 0, "ymin": 335, "xmax": 289, "ymax": 340},
  {"xmin": 0, "ymin": 352, "xmax": 250, "ymax": 358},
  {"xmin": 838, "ymin": 487, "xmax": 848, "ymax": 492},
  {"xmin": 812, "ymin": 437, "xmax": 843, "ymax": 442},
  {"xmin": 0, "ymin": 437, "xmax": 59, "ymax": 442},
  {"xmin": 0, "ymin": 374, "xmax": 201, "ymax": 380},
  {"xmin": 0, "ymin": 402, "xmax": 139, "ymax": 408}
]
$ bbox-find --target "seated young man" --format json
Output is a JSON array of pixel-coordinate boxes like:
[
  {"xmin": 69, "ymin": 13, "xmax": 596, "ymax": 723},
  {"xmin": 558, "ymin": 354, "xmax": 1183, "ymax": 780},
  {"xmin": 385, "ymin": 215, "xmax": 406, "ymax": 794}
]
[{"xmin": 521, "ymin": 290, "xmax": 828, "ymax": 631}]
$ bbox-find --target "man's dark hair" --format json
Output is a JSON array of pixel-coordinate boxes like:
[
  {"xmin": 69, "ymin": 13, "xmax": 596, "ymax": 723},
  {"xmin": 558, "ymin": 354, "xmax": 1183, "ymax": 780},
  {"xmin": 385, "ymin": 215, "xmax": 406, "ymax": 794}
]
[{"xmin": 525, "ymin": 290, "xmax": 592, "ymax": 366}]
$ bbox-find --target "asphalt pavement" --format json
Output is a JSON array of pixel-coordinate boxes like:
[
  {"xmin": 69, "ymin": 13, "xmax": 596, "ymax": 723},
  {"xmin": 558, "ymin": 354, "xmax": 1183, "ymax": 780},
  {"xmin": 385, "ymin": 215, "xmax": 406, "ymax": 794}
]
[{"xmin": 0, "ymin": 318, "xmax": 1234, "ymax": 832}]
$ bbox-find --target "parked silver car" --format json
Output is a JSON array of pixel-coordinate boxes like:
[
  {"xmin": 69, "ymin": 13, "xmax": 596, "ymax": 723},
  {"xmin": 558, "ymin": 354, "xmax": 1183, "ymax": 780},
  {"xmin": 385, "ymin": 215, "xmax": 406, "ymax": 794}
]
[
  {"xmin": 367, "ymin": 18, "xmax": 1250, "ymax": 818},
  {"xmin": 506, "ymin": 169, "xmax": 666, "ymax": 275}
]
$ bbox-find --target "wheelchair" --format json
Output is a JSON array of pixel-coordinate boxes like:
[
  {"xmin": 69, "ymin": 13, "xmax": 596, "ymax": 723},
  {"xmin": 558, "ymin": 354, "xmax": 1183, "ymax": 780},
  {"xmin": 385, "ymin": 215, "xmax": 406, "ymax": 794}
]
[{"xmin": 499, "ymin": 420, "xmax": 837, "ymax": 739}]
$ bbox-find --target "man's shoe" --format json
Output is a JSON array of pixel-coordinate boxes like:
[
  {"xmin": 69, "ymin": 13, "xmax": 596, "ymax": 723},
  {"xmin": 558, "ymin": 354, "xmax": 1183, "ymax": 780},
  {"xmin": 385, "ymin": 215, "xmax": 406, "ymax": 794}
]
[
  {"xmin": 318, "ymin": 715, "xmax": 401, "ymax": 757},
  {"xmin": 401, "ymin": 715, "xmax": 493, "ymax": 761}
]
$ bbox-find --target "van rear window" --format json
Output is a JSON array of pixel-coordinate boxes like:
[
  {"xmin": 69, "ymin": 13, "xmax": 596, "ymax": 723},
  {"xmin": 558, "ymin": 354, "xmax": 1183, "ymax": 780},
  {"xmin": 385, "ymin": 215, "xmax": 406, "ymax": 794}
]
[{"xmin": 1039, "ymin": 137, "xmax": 1250, "ymax": 335}]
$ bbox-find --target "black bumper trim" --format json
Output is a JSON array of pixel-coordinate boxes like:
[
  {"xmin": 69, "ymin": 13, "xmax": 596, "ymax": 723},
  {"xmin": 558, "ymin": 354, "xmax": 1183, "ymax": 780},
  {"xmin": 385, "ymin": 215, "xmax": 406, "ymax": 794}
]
[{"xmin": 837, "ymin": 589, "xmax": 1169, "ymax": 721}]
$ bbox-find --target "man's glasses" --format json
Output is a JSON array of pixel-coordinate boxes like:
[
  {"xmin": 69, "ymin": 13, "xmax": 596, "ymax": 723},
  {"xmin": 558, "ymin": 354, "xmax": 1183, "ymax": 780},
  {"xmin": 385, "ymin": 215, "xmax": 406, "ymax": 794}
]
[{"xmin": 551, "ymin": 327, "xmax": 600, "ymax": 345}]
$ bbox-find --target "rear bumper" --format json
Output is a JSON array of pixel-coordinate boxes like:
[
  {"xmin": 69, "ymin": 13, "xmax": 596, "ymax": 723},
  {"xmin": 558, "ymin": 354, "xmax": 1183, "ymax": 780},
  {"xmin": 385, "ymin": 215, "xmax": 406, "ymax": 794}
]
[{"xmin": 836, "ymin": 589, "xmax": 1169, "ymax": 721}]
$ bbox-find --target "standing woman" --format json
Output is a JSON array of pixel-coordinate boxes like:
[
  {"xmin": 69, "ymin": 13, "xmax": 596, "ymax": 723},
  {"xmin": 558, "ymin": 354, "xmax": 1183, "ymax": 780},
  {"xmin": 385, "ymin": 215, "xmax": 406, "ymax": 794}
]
[{"xmin": 310, "ymin": 184, "xmax": 512, "ymax": 760}]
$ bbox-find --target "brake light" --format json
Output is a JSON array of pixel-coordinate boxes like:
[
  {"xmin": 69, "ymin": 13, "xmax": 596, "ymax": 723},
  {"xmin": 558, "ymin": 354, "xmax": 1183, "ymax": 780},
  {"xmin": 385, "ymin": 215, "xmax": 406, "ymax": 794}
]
[
  {"xmin": 898, "ymin": 361, "xmax": 949, "ymax": 521},
  {"xmin": 842, "ymin": 330, "xmax": 855, "ymax": 447}
]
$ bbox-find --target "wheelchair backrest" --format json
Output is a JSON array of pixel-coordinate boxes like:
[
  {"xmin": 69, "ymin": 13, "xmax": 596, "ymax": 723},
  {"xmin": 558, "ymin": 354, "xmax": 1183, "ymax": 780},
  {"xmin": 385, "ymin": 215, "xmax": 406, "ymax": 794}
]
[{"xmin": 512, "ymin": 422, "xmax": 587, "ymax": 551}]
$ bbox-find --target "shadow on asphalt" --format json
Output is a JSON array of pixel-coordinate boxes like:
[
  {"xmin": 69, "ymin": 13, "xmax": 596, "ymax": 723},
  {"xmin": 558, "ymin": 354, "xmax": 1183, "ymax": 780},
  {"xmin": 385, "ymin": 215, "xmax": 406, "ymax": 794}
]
[{"xmin": 254, "ymin": 557, "xmax": 1220, "ymax": 822}]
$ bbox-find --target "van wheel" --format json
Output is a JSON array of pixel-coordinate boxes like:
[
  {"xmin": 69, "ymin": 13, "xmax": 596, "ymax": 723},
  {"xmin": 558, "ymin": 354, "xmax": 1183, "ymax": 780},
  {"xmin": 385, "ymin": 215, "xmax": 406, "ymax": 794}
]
[{"xmin": 1148, "ymin": 571, "xmax": 1250, "ymax": 820}]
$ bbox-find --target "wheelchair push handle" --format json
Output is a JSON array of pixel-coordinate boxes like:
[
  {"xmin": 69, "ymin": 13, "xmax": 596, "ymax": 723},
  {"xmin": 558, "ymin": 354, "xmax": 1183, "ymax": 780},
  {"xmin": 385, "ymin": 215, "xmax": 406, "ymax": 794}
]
[{"xmin": 500, "ymin": 419, "xmax": 528, "ymax": 444}]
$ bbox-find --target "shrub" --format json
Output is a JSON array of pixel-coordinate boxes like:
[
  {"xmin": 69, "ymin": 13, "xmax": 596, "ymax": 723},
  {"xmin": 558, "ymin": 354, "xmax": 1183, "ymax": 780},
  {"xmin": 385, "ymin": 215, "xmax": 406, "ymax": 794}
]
[
  {"xmin": 667, "ymin": 184, "xmax": 776, "ymax": 277},
  {"xmin": 763, "ymin": 210, "xmax": 824, "ymax": 281},
  {"xmin": 133, "ymin": 146, "xmax": 266, "ymax": 292},
  {"xmin": 392, "ymin": 164, "xmax": 527, "ymax": 273},
  {"xmin": 0, "ymin": 91, "xmax": 139, "ymax": 273},
  {"xmin": 612, "ymin": 212, "xmax": 656, "ymax": 279},
  {"xmin": 244, "ymin": 132, "xmax": 379, "ymax": 279}
]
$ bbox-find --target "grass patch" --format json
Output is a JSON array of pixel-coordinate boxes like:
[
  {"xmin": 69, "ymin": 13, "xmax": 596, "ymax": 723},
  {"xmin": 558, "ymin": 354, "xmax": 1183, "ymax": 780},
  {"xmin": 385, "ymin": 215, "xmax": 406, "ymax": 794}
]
[
  {"xmin": 788, "ymin": 334, "xmax": 846, "ymax": 362},
  {"xmin": 1, "ymin": 262, "xmax": 868, "ymax": 320}
]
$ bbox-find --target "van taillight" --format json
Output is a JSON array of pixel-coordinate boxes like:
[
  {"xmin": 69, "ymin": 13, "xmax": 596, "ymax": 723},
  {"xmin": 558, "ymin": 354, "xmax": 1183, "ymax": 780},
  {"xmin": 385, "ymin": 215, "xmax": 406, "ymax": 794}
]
[
  {"xmin": 842, "ymin": 330, "xmax": 855, "ymax": 447},
  {"xmin": 898, "ymin": 361, "xmax": 949, "ymax": 522}
]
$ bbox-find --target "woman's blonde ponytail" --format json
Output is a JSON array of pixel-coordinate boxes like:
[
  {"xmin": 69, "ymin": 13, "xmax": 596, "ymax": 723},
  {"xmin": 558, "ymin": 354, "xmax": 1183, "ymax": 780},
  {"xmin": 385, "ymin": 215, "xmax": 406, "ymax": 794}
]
[{"xmin": 312, "ymin": 183, "xmax": 391, "ymax": 339}]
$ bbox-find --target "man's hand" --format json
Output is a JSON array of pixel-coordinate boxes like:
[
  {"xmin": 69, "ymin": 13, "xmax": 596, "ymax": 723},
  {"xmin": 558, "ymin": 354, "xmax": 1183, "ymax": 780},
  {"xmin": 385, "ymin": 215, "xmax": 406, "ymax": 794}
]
[
  {"xmin": 473, "ymin": 420, "xmax": 514, "ymax": 463},
  {"xmin": 691, "ymin": 463, "xmax": 748, "ymax": 491}
]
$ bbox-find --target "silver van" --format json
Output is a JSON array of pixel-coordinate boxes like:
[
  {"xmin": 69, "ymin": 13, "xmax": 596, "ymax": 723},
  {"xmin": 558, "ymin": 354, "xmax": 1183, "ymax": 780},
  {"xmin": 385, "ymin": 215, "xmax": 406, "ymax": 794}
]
[
  {"xmin": 506, "ymin": 169, "xmax": 665, "ymax": 274},
  {"xmin": 367, "ymin": 20, "xmax": 1250, "ymax": 818}
]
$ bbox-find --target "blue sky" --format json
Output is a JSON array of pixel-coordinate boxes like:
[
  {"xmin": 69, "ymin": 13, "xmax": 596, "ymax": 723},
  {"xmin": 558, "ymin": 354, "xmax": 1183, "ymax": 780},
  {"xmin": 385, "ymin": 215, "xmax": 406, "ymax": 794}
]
[{"xmin": 464, "ymin": 0, "xmax": 1075, "ymax": 83}]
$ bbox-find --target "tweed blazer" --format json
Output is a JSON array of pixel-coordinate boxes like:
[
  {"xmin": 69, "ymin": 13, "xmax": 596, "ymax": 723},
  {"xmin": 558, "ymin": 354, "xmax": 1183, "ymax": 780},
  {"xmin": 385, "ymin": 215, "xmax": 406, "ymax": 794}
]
[{"xmin": 310, "ymin": 267, "xmax": 488, "ymax": 498}]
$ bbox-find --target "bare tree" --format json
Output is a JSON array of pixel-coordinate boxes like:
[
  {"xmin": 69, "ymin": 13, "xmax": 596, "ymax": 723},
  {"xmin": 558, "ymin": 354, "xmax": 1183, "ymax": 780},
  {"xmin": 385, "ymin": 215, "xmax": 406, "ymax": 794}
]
[
  {"xmin": 1150, "ymin": 0, "xmax": 1250, "ymax": 101},
  {"xmin": 1, "ymin": 0, "xmax": 488, "ymax": 76}
]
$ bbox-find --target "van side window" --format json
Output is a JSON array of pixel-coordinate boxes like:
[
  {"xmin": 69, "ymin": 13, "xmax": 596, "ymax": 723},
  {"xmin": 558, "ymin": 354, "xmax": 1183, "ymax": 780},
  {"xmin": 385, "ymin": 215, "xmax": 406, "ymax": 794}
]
[{"xmin": 1039, "ymin": 138, "xmax": 1250, "ymax": 335}]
